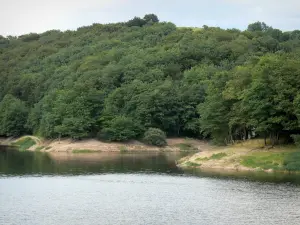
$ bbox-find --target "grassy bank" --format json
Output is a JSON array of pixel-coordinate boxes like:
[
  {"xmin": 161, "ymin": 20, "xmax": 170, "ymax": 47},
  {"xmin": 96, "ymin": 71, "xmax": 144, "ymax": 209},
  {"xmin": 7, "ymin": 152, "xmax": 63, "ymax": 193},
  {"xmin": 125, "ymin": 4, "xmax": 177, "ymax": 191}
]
[
  {"xmin": 240, "ymin": 150, "xmax": 300, "ymax": 172},
  {"xmin": 178, "ymin": 140, "xmax": 300, "ymax": 173},
  {"xmin": 12, "ymin": 137, "xmax": 36, "ymax": 151}
]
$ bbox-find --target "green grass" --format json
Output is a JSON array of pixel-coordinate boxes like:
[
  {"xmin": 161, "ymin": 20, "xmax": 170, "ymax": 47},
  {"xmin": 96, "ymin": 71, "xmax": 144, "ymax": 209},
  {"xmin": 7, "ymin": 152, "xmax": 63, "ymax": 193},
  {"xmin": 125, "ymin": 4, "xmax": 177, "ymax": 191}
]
[
  {"xmin": 240, "ymin": 151, "xmax": 300, "ymax": 171},
  {"xmin": 119, "ymin": 146, "xmax": 128, "ymax": 153},
  {"xmin": 13, "ymin": 137, "xmax": 36, "ymax": 151},
  {"xmin": 196, "ymin": 153, "xmax": 227, "ymax": 161},
  {"xmin": 196, "ymin": 157, "xmax": 209, "ymax": 161},
  {"xmin": 175, "ymin": 143, "xmax": 197, "ymax": 151},
  {"xmin": 283, "ymin": 152, "xmax": 300, "ymax": 171},
  {"xmin": 72, "ymin": 149, "xmax": 95, "ymax": 153},
  {"xmin": 210, "ymin": 152, "xmax": 227, "ymax": 160},
  {"xmin": 185, "ymin": 161, "xmax": 201, "ymax": 167},
  {"xmin": 35, "ymin": 146, "xmax": 44, "ymax": 151}
]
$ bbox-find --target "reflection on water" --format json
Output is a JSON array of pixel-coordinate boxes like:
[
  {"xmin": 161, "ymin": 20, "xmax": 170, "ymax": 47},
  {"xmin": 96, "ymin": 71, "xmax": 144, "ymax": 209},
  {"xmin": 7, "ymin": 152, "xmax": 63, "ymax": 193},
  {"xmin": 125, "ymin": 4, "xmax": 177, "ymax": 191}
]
[
  {"xmin": 185, "ymin": 167, "xmax": 300, "ymax": 184},
  {"xmin": 1, "ymin": 148, "xmax": 300, "ymax": 184},
  {"xmin": 0, "ymin": 149, "xmax": 187, "ymax": 176},
  {"xmin": 1, "ymin": 148, "xmax": 300, "ymax": 225}
]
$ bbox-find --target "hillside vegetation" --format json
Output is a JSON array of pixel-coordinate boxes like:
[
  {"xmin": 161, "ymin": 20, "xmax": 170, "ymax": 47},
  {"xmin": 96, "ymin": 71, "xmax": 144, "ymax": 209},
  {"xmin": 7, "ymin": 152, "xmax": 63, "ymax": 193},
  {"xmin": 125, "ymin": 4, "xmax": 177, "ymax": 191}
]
[{"xmin": 1, "ymin": 15, "xmax": 300, "ymax": 145}]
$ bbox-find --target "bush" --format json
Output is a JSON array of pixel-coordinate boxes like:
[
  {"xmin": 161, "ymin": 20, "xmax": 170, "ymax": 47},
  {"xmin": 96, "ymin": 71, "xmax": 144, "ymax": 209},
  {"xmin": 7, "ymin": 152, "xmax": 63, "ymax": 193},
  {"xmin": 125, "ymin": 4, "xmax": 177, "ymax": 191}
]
[{"xmin": 143, "ymin": 128, "xmax": 167, "ymax": 147}]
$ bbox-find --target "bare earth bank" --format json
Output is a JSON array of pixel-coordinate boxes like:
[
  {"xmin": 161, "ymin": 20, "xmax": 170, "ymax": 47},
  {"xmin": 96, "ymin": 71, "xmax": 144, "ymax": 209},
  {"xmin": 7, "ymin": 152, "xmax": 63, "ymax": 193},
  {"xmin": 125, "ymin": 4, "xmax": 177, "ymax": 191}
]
[{"xmin": 1, "ymin": 136, "xmax": 211, "ymax": 153}]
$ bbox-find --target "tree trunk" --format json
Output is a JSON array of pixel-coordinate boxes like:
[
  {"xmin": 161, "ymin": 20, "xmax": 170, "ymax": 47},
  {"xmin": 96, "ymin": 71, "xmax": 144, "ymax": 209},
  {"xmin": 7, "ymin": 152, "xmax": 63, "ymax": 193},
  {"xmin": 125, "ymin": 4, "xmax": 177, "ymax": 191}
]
[
  {"xmin": 245, "ymin": 128, "xmax": 249, "ymax": 140},
  {"xmin": 264, "ymin": 133, "xmax": 267, "ymax": 146},
  {"xmin": 271, "ymin": 132, "xmax": 275, "ymax": 147},
  {"xmin": 276, "ymin": 132, "xmax": 280, "ymax": 145}
]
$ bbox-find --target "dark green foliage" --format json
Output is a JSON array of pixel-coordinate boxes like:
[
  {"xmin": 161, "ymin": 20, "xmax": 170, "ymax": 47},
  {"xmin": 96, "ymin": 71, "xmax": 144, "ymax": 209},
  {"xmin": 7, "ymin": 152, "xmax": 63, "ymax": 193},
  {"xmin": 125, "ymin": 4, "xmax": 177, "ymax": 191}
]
[
  {"xmin": 247, "ymin": 22, "xmax": 269, "ymax": 32},
  {"xmin": 126, "ymin": 17, "xmax": 147, "ymax": 27},
  {"xmin": 143, "ymin": 128, "xmax": 167, "ymax": 147},
  {"xmin": 1, "ymin": 15, "xmax": 300, "ymax": 145},
  {"xmin": 99, "ymin": 116, "xmax": 142, "ymax": 142},
  {"xmin": 144, "ymin": 14, "xmax": 159, "ymax": 23},
  {"xmin": 0, "ymin": 95, "xmax": 28, "ymax": 136}
]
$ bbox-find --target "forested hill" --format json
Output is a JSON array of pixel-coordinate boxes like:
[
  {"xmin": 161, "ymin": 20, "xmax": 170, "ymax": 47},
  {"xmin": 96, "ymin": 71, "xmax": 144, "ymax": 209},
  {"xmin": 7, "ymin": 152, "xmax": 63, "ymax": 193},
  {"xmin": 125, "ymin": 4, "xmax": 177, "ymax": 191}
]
[{"xmin": 1, "ymin": 14, "xmax": 300, "ymax": 145}]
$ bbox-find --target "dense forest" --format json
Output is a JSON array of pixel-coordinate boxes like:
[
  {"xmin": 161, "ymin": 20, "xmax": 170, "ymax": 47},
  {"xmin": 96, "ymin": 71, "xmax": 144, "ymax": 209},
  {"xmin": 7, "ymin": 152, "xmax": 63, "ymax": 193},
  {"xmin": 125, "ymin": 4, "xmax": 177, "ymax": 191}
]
[{"xmin": 1, "ymin": 14, "xmax": 300, "ymax": 145}]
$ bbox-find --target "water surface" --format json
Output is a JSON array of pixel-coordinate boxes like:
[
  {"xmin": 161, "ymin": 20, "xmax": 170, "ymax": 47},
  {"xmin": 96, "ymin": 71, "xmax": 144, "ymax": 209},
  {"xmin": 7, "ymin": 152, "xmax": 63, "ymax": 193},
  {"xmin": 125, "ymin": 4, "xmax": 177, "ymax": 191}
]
[{"xmin": 1, "ymin": 150, "xmax": 300, "ymax": 225}]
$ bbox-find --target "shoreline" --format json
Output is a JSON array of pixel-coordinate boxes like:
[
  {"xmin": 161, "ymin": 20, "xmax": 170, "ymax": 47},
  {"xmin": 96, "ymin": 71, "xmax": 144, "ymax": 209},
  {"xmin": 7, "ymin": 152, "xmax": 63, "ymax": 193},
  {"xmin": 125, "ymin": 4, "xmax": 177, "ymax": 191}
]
[
  {"xmin": 0, "ymin": 136, "xmax": 210, "ymax": 153},
  {"xmin": 177, "ymin": 140, "xmax": 300, "ymax": 174}
]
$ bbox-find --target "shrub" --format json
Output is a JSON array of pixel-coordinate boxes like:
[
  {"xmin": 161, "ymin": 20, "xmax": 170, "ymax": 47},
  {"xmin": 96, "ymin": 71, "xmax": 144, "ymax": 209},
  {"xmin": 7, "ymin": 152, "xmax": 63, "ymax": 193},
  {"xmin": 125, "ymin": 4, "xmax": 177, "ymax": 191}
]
[{"xmin": 143, "ymin": 128, "xmax": 167, "ymax": 147}]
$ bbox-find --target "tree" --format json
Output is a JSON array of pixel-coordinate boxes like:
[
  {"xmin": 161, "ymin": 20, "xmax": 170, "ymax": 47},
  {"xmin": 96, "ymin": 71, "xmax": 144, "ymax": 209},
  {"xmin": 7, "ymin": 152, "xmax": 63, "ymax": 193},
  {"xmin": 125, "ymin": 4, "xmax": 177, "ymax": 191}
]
[
  {"xmin": 0, "ymin": 95, "xmax": 28, "ymax": 136},
  {"xmin": 198, "ymin": 72, "xmax": 232, "ymax": 145},
  {"xmin": 126, "ymin": 17, "xmax": 146, "ymax": 27},
  {"xmin": 247, "ymin": 22, "xmax": 269, "ymax": 32},
  {"xmin": 143, "ymin": 14, "xmax": 159, "ymax": 23},
  {"xmin": 1, "ymin": 14, "xmax": 300, "ymax": 146},
  {"xmin": 99, "ymin": 116, "xmax": 142, "ymax": 141}
]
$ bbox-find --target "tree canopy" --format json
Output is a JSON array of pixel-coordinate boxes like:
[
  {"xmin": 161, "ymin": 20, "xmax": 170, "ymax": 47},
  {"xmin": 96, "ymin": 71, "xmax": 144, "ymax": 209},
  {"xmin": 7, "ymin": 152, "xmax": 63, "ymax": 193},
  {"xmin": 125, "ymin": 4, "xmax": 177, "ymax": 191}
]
[{"xmin": 1, "ymin": 14, "xmax": 300, "ymax": 144}]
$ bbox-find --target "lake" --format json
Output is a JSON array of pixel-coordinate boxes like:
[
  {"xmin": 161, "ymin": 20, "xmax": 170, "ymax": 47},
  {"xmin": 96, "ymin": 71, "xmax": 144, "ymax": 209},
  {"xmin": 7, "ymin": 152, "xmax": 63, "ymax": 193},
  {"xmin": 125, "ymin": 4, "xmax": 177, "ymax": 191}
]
[{"xmin": 1, "ymin": 149, "xmax": 300, "ymax": 225}]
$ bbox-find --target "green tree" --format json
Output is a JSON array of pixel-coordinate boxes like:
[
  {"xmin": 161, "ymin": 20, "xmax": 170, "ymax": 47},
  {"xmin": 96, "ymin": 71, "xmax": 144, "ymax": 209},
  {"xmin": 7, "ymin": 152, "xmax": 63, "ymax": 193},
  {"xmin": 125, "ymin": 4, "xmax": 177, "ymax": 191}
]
[
  {"xmin": 99, "ymin": 116, "xmax": 142, "ymax": 141},
  {"xmin": 143, "ymin": 14, "xmax": 159, "ymax": 23},
  {"xmin": 0, "ymin": 95, "xmax": 28, "ymax": 136},
  {"xmin": 198, "ymin": 72, "xmax": 232, "ymax": 145}
]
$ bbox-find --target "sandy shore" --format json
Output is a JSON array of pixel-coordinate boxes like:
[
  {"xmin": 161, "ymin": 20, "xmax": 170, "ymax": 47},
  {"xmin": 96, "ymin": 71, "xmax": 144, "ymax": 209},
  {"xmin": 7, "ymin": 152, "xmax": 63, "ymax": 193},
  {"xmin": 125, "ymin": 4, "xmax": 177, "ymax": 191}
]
[{"xmin": 3, "ymin": 136, "xmax": 210, "ymax": 153}]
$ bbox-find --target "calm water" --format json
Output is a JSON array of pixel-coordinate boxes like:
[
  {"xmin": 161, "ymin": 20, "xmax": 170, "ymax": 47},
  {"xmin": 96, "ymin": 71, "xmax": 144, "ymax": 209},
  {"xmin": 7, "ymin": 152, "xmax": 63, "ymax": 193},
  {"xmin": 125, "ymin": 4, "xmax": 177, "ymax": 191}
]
[{"xmin": 1, "ymin": 149, "xmax": 300, "ymax": 225}]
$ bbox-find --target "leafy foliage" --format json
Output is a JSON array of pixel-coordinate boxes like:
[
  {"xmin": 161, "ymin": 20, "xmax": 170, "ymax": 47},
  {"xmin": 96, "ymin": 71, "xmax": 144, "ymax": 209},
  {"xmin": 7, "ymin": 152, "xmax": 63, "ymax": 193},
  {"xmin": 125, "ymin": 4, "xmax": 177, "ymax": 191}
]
[
  {"xmin": 99, "ymin": 116, "xmax": 142, "ymax": 142},
  {"xmin": 0, "ymin": 95, "xmax": 28, "ymax": 136},
  {"xmin": 143, "ymin": 128, "xmax": 167, "ymax": 146},
  {"xmin": 1, "ymin": 14, "xmax": 300, "ymax": 146}
]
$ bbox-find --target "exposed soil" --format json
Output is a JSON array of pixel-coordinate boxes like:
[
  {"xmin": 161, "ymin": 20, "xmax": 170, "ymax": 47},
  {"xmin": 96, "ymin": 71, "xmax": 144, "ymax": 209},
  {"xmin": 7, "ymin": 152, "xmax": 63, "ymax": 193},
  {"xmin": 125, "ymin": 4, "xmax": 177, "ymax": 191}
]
[{"xmin": 3, "ymin": 136, "xmax": 210, "ymax": 153}]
